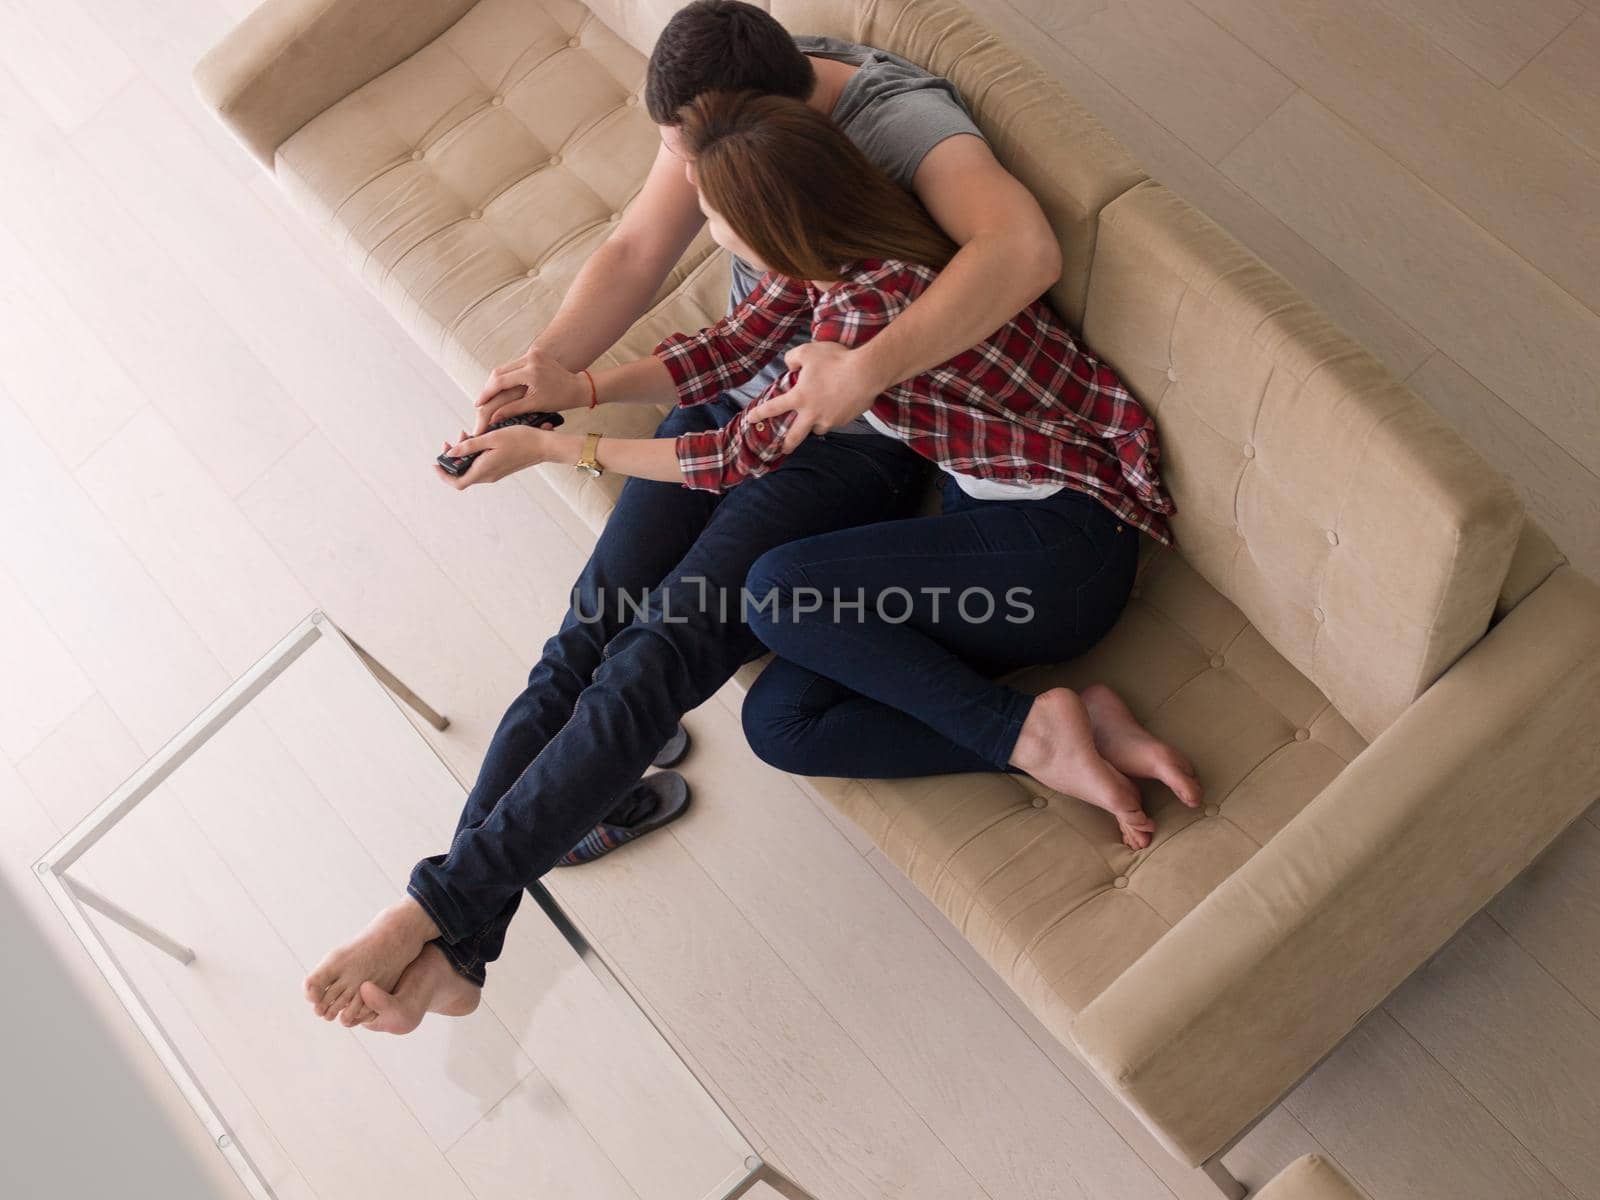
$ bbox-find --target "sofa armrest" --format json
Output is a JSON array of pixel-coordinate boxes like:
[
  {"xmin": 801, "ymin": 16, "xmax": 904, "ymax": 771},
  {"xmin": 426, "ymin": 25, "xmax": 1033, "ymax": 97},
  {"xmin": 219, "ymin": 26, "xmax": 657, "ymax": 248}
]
[
  {"xmin": 1068, "ymin": 564, "xmax": 1600, "ymax": 1165},
  {"xmin": 193, "ymin": 0, "xmax": 477, "ymax": 167},
  {"xmin": 1256, "ymin": 1155, "xmax": 1369, "ymax": 1200}
]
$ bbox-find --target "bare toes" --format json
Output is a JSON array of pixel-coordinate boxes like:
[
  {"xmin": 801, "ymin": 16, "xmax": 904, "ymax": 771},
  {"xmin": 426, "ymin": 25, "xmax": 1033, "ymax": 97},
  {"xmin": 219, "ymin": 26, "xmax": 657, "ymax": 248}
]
[
  {"xmin": 359, "ymin": 981, "xmax": 417, "ymax": 1036},
  {"xmin": 1119, "ymin": 806, "xmax": 1155, "ymax": 850},
  {"xmin": 358, "ymin": 980, "xmax": 389, "ymax": 1011},
  {"xmin": 321, "ymin": 984, "xmax": 352, "ymax": 1021}
]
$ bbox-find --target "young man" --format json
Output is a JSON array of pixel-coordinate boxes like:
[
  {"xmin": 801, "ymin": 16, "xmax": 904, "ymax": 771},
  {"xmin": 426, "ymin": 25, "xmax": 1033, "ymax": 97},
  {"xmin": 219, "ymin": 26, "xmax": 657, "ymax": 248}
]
[{"xmin": 304, "ymin": 0, "xmax": 1063, "ymax": 1034}]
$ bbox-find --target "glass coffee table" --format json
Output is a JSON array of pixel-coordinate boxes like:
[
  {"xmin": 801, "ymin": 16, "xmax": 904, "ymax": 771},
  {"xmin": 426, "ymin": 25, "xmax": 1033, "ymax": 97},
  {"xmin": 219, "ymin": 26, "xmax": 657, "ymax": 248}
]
[{"xmin": 35, "ymin": 611, "xmax": 814, "ymax": 1200}]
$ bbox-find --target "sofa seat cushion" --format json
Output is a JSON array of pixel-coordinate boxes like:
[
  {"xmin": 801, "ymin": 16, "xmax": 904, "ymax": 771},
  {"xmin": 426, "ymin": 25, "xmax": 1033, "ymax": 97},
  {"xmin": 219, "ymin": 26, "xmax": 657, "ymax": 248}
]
[
  {"xmin": 802, "ymin": 539, "xmax": 1367, "ymax": 1025},
  {"xmin": 273, "ymin": 0, "xmax": 731, "ymax": 519}
]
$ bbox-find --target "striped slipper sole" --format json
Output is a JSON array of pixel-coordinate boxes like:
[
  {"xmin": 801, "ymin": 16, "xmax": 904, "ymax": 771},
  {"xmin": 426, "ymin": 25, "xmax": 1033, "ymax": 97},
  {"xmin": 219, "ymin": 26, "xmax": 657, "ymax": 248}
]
[{"xmin": 555, "ymin": 771, "xmax": 691, "ymax": 867}]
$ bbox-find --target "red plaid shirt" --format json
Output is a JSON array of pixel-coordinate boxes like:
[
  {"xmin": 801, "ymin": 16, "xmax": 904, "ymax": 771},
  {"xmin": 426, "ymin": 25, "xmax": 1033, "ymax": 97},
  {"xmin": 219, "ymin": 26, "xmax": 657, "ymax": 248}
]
[{"xmin": 654, "ymin": 260, "xmax": 1176, "ymax": 546}]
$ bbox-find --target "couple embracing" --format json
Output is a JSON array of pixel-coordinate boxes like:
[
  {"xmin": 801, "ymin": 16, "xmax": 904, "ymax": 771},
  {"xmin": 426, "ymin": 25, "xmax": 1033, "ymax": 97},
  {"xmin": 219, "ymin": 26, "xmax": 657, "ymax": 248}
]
[{"xmin": 306, "ymin": 0, "xmax": 1200, "ymax": 1033}]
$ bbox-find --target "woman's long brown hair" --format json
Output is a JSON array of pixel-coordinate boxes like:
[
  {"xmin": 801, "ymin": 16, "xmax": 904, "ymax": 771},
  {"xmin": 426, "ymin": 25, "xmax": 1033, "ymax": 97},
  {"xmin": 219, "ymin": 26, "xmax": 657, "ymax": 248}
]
[{"xmin": 677, "ymin": 90, "xmax": 957, "ymax": 281}]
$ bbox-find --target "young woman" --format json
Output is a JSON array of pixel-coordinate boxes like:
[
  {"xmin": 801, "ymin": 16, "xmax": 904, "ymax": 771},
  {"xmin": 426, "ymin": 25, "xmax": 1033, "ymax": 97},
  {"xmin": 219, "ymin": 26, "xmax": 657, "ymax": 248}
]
[{"xmin": 445, "ymin": 90, "xmax": 1201, "ymax": 848}]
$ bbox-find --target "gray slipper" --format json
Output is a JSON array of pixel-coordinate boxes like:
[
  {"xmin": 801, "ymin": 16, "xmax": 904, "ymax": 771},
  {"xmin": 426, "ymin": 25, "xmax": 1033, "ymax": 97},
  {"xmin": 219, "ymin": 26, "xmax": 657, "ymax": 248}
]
[{"xmin": 652, "ymin": 722, "xmax": 690, "ymax": 768}]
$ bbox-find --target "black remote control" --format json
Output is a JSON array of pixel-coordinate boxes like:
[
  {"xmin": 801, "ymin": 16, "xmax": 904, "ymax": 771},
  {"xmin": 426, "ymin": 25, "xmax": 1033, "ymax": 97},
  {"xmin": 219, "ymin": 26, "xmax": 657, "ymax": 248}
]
[{"xmin": 436, "ymin": 410, "xmax": 566, "ymax": 477}]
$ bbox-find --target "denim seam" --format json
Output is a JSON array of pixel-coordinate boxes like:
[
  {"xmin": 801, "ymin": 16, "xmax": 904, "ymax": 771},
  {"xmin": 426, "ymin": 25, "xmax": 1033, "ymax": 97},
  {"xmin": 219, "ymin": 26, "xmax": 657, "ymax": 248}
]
[
  {"xmin": 1070, "ymin": 525, "xmax": 1129, "ymax": 595},
  {"xmin": 988, "ymin": 690, "xmax": 1033, "ymax": 768},
  {"xmin": 435, "ymin": 936, "xmax": 485, "ymax": 985},
  {"xmin": 406, "ymin": 881, "xmax": 465, "ymax": 945},
  {"xmin": 790, "ymin": 668, "xmax": 843, "ymax": 718}
]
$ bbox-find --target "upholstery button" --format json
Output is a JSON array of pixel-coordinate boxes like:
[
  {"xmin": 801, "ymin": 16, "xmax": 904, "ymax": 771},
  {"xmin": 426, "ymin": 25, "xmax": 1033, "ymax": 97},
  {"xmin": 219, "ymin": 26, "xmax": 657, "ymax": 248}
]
[
  {"xmin": 469, "ymin": 208, "xmax": 483, "ymax": 220},
  {"xmin": 1312, "ymin": 606, "xmax": 1325, "ymax": 622},
  {"xmin": 410, "ymin": 149, "xmax": 424, "ymax": 162},
  {"xmin": 1031, "ymin": 796, "xmax": 1047, "ymax": 810},
  {"xmin": 1326, "ymin": 529, "xmax": 1339, "ymax": 546},
  {"xmin": 1209, "ymin": 654, "xmax": 1224, "ymax": 668},
  {"xmin": 1294, "ymin": 728, "xmax": 1310, "ymax": 741},
  {"xmin": 1204, "ymin": 803, "xmax": 1219, "ymax": 817},
  {"xmin": 609, "ymin": 212, "xmax": 622, "ymax": 222},
  {"xmin": 626, "ymin": 94, "xmax": 640, "ymax": 106},
  {"xmin": 1112, "ymin": 875, "xmax": 1129, "ymax": 889},
  {"xmin": 548, "ymin": 154, "xmax": 562, "ymax": 167},
  {"xmin": 568, "ymin": 36, "xmax": 580, "ymax": 47},
  {"xmin": 1166, "ymin": 367, "xmax": 1178, "ymax": 382},
  {"xmin": 490, "ymin": 95, "xmax": 504, "ymax": 107},
  {"xmin": 525, "ymin": 267, "xmax": 538, "ymax": 278},
  {"xmin": 1242, "ymin": 443, "xmax": 1256, "ymax": 459}
]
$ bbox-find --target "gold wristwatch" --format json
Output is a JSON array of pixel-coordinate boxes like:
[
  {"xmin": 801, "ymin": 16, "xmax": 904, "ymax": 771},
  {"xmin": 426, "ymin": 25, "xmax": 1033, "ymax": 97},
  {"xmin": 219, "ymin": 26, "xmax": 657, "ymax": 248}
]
[{"xmin": 575, "ymin": 431, "xmax": 604, "ymax": 478}]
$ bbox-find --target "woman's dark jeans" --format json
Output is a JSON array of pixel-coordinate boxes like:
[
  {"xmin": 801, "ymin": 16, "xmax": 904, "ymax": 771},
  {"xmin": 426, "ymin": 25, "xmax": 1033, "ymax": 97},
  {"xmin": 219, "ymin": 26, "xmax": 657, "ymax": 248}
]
[{"xmin": 741, "ymin": 475, "xmax": 1138, "ymax": 778}]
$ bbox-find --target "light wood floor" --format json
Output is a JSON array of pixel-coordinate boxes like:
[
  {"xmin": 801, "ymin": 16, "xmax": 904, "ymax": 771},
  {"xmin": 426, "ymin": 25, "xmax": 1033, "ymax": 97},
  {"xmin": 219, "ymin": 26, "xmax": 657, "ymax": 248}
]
[{"xmin": 1, "ymin": 1, "xmax": 1598, "ymax": 1198}]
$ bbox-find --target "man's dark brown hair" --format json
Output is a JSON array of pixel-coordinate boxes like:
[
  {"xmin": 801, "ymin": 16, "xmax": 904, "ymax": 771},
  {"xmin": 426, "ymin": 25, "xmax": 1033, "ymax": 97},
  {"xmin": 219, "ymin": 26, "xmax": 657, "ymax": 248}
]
[
  {"xmin": 644, "ymin": 1, "xmax": 815, "ymax": 125},
  {"xmin": 679, "ymin": 90, "xmax": 957, "ymax": 281}
]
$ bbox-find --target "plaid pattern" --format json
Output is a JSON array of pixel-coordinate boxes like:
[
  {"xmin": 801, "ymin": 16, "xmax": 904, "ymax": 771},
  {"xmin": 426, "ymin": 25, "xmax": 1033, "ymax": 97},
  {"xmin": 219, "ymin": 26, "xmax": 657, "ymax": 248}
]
[{"xmin": 654, "ymin": 261, "xmax": 1176, "ymax": 546}]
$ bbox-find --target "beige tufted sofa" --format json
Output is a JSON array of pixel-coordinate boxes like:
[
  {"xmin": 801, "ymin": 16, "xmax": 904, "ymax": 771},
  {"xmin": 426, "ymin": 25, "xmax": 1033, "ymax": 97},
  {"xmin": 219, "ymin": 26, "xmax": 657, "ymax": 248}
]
[{"xmin": 197, "ymin": 0, "xmax": 1600, "ymax": 1194}]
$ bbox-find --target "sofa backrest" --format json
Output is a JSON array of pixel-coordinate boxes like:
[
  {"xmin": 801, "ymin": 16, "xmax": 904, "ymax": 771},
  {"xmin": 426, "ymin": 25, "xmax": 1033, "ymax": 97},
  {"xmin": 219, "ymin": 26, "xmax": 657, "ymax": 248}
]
[
  {"xmin": 588, "ymin": 0, "xmax": 1527, "ymax": 738},
  {"xmin": 585, "ymin": 0, "xmax": 1145, "ymax": 329},
  {"xmin": 1083, "ymin": 181, "xmax": 1525, "ymax": 741}
]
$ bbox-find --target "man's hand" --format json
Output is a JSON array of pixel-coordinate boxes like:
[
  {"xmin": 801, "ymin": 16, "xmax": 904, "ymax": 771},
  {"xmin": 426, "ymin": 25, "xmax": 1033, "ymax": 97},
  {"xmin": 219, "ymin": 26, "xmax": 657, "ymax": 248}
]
[
  {"xmin": 745, "ymin": 341, "xmax": 889, "ymax": 451},
  {"xmin": 473, "ymin": 347, "xmax": 588, "ymax": 434},
  {"xmin": 435, "ymin": 425, "xmax": 560, "ymax": 490}
]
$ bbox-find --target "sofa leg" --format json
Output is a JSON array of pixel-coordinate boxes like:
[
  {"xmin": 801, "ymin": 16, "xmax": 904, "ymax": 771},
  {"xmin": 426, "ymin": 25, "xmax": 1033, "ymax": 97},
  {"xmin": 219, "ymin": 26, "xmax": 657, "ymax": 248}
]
[{"xmin": 1200, "ymin": 1156, "xmax": 1248, "ymax": 1200}]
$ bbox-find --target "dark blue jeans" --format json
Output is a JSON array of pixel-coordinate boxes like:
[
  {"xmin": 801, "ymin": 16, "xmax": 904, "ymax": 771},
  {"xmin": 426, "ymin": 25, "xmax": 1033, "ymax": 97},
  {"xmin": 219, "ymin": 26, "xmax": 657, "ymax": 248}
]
[
  {"xmin": 409, "ymin": 398, "xmax": 924, "ymax": 983},
  {"xmin": 741, "ymin": 475, "xmax": 1137, "ymax": 777}
]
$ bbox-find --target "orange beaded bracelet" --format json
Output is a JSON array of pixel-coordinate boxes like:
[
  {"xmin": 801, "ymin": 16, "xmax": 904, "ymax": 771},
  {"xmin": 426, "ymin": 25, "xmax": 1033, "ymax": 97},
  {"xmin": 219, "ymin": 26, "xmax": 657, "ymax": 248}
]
[{"xmin": 580, "ymin": 368, "xmax": 598, "ymax": 409}]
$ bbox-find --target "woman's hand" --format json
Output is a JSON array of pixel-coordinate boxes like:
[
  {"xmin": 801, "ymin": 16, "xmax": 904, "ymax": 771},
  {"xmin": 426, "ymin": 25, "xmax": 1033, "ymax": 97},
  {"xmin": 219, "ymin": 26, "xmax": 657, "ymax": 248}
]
[
  {"xmin": 435, "ymin": 425, "xmax": 568, "ymax": 490},
  {"xmin": 474, "ymin": 347, "xmax": 589, "ymax": 434}
]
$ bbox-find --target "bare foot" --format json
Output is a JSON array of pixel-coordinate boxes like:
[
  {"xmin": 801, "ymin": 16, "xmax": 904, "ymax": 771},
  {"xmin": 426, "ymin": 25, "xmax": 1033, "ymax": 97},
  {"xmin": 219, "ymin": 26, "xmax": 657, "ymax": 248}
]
[
  {"xmin": 1079, "ymin": 683, "xmax": 1203, "ymax": 809},
  {"xmin": 356, "ymin": 943, "xmax": 481, "ymax": 1035},
  {"xmin": 1011, "ymin": 688, "xmax": 1156, "ymax": 850},
  {"xmin": 303, "ymin": 898, "xmax": 439, "ymax": 1023}
]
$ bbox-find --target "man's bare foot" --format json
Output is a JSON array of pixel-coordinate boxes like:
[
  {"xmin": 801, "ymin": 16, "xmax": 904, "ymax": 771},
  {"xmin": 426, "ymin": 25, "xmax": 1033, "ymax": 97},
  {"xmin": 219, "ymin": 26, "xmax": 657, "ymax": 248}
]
[
  {"xmin": 1010, "ymin": 688, "xmax": 1156, "ymax": 850},
  {"xmin": 355, "ymin": 943, "xmax": 482, "ymax": 1035},
  {"xmin": 303, "ymin": 898, "xmax": 439, "ymax": 1023},
  {"xmin": 1079, "ymin": 683, "xmax": 1203, "ymax": 809}
]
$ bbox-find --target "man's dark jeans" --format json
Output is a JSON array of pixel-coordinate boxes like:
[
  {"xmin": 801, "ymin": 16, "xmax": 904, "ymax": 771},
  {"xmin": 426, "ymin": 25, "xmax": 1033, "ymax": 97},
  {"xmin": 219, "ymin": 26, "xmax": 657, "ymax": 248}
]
[{"xmin": 408, "ymin": 398, "xmax": 924, "ymax": 983}]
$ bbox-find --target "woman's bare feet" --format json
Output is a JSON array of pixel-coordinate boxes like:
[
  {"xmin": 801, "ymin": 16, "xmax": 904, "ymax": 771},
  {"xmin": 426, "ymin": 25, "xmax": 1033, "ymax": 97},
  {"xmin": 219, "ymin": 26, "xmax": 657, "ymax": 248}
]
[
  {"xmin": 1010, "ymin": 688, "xmax": 1156, "ymax": 850},
  {"xmin": 303, "ymin": 898, "xmax": 440, "ymax": 1023},
  {"xmin": 355, "ymin": 943, "xmax": 482, "ymax": 1035},
  {"xmin": 1079, "ymin": 683, "xmax": 1203, "ymax": 809}
]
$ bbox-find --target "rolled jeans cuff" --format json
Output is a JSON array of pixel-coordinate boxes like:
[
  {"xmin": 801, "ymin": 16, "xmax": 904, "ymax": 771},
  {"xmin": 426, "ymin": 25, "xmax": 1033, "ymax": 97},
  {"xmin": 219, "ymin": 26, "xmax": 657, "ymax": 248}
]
[
  {"xmin": 432, "ymin": 936, "xmax": 487, "ymax": 987},
  {"xmin": 984, "ymin": 687, "xmax": 1036, "ymax": 769},
  {"xmin": 406, "ymin": 860, "xmax": 474, "ymax": 946}
]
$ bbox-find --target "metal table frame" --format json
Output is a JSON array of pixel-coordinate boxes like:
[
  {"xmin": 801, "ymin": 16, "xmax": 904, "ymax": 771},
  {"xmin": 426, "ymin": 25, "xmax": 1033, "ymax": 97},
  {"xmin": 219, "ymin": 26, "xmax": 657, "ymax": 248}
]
[{"xmin": 35, "ymin": 610, "xmax": 815, "ymax": 1200}]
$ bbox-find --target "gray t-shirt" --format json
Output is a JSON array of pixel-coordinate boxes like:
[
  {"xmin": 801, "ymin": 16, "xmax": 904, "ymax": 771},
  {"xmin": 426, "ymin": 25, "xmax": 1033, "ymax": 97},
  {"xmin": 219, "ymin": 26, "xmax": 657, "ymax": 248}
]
[{"xmin": 723, "ymin": 35, "xmax": 984, "ymax": 416}]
